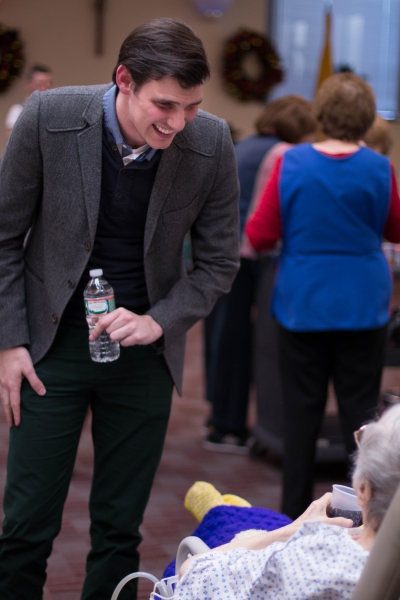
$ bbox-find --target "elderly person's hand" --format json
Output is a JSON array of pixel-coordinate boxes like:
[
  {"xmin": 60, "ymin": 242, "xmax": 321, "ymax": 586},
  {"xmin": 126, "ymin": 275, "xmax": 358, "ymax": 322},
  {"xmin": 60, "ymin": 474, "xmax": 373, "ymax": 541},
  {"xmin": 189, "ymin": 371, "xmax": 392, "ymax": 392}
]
[
  {"xmin": 267, "ymin": 493, "xmax": 353, "ymax": 546},
  {"xmin": 292, "ymin": 492, "xmax": 354, "ymax": 529}
]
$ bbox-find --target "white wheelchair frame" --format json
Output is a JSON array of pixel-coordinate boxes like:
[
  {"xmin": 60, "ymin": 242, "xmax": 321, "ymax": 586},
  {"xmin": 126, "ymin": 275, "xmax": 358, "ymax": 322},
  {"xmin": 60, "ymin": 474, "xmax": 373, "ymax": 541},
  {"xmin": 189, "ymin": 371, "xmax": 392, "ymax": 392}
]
[{"xmin": 110, "ymin": 536, "xmax": 210, "ymax": 600}]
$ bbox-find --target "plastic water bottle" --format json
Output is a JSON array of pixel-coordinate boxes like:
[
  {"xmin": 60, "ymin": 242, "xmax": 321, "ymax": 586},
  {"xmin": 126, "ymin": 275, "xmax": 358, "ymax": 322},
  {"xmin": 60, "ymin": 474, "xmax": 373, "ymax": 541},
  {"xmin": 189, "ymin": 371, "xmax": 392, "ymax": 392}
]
[{"xmin": 84, "ymin": 269, "xmax": 120, "ymax": 362}]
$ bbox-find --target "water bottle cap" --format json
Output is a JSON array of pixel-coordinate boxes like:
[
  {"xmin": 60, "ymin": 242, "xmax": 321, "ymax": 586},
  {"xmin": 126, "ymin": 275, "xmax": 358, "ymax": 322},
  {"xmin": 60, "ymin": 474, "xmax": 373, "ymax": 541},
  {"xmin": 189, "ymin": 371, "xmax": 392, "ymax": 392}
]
[{"xmin": 89, "ymin": 269, "xmax": 103, "ymax": 277}]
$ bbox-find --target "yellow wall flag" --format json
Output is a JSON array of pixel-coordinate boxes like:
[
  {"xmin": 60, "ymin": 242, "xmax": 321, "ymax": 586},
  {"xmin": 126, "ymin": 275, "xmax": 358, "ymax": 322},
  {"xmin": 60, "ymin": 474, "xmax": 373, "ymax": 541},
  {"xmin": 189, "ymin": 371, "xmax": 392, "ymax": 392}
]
[{"xmin": 315, "ymin": 9, "xmax": 333, "ymax": 95}]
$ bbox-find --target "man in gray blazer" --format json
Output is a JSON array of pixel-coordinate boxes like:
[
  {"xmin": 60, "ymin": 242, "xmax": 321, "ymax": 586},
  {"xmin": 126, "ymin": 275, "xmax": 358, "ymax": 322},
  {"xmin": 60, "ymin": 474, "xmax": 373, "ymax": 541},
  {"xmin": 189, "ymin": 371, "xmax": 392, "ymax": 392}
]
[{"xmin": 0, "ymin": 18, "xmax": 239, "ymax": 600}]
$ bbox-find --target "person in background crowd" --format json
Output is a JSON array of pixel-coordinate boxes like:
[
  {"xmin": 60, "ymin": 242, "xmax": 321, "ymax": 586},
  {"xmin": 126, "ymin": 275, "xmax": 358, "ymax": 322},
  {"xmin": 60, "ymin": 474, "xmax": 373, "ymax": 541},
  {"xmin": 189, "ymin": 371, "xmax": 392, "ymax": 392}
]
[
  {"xmin": 5, "ymin": 63, "xmax": 52, "ymax": 140},
  {"xmin": 176, "ymin": 403, "xmax": 400, "ymax": 600},
  {"xmin": 246, "ymin": 73, "xmax": 400, "ymax": 519},
  {"xmin": 0, "ymin": 19, "xmax": 239, "ymax": 600},
  {"xmin": 204, "ymin": 96, "xmax": 317, "ymax": 453},
  {"xmin": 363, "ymin": 114, "xmax": 393, "ymax": 156}
]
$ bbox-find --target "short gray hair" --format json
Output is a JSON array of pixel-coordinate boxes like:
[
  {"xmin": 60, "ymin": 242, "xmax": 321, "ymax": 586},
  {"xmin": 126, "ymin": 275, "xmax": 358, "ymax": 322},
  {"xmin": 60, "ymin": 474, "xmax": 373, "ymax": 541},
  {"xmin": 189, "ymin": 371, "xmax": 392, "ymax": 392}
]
[{"xmin": 352, "ymin": 403, "xmax": 400, "ymax": 530}]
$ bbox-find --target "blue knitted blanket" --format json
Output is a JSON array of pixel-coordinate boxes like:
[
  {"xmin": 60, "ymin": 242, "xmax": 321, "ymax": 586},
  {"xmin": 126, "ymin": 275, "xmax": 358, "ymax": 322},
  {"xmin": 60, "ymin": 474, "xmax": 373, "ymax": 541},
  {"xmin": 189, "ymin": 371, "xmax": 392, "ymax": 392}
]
[{"xmin": 163, "ymin": 504, "xmax": 292, "ymax": 578}]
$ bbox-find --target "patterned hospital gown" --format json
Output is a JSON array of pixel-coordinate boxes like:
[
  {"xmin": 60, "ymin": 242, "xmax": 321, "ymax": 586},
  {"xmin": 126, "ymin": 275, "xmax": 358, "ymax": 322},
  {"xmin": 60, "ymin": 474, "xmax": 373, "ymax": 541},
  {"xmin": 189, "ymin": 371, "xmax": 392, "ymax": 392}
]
[{"xmin": 175, "ymin": 521, "xmax": 369, "ymax": 600}]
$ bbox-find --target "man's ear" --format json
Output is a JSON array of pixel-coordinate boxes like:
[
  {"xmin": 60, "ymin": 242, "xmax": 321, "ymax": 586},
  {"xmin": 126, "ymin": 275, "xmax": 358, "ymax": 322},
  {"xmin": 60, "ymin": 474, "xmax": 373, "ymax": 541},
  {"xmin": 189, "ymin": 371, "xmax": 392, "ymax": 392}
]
[
  {"xmin": 115, "ymin": 65, "xmax": 133, "ymax": 96},
  {"xmin": 356, "ymin": 479, "xmax": 372, "ymax": 508}
]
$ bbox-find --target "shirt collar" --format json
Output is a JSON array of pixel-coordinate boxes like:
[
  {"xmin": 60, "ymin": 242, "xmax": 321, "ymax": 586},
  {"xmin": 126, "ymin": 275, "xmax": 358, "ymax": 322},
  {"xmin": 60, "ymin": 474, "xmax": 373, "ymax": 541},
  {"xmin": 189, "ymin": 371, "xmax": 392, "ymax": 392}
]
[{"xmin": 103, "ymin": 85, "xmax": 157, "ymax": 164}]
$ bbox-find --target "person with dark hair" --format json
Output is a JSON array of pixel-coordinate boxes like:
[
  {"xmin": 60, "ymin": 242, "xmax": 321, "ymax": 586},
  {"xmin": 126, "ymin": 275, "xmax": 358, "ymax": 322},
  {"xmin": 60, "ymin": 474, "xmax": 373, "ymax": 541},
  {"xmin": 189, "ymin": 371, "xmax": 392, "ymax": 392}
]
[
  {"xmin": 254, "ymin": 94, "xmax": 317, "ymax": 143},
  {"xmin": 0, "ymin": 18, "xmax": 239, "ymax": 600},
  {"xmin": 111, "ymin": 19, "xmax": 211, "ymax": 90},
  {"xmin": 246, "ymin": 72, "xmax": 400, "ymax": 520},
  {"xmin": 5, "ymin": 63, "xmax": 52, "ymax": 139},
  {"xmin": 204, "ymin": 96, "xmax": 316, "ymax": 453}
]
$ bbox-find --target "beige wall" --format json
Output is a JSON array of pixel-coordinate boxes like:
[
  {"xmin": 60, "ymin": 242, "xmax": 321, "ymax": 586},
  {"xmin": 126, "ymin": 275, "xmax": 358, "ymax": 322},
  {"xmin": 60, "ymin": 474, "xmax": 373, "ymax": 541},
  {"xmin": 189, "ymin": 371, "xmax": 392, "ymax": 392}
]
[
  {"xmin": 0, "ymin": 0, "xmax": 267, "ymax": 155},
  {"xmin": 3, "ymin": 1, "xmax": 400, "ymax": 169}
]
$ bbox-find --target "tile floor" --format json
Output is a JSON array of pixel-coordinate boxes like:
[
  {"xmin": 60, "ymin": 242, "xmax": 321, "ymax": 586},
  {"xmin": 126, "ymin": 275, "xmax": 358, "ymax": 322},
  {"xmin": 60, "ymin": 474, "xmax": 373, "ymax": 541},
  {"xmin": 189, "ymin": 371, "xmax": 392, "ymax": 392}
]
[{"xmin": 0, "ymin": 320, "xmax": 398, "ymax": 599}]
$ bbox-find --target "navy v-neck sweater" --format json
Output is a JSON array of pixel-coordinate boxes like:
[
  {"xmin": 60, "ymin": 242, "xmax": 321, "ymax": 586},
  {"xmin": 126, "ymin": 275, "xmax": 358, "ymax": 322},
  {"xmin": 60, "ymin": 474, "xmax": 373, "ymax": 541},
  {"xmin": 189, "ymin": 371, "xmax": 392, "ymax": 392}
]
[{"xmin": 62, "ymin": 126, "xmax": 161, "ymax": 326}]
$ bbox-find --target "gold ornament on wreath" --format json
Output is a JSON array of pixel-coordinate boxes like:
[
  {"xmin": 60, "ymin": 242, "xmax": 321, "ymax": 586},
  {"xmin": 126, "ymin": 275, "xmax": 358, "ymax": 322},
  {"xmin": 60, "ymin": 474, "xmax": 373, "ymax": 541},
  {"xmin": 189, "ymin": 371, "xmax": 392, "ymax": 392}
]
[
  {"xmin": 0, "ymin": 24, "xmax": 24, "ymax": 93},
  {"xmin": 222, "ymin": 28, "xmax": 284, "ymax": 102}
]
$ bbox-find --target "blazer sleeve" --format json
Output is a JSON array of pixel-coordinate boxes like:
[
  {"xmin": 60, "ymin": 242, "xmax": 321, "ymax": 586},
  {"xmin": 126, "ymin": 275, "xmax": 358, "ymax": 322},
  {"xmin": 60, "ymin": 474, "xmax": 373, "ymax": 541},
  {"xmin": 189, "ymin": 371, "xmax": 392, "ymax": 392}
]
[
  {"xmin": 147, "ymin": 119, "xmax": 240, "ymax": 339},
  {"xmin": 0, "ymin": 91, "xmax": 43, "ymax": 350}
]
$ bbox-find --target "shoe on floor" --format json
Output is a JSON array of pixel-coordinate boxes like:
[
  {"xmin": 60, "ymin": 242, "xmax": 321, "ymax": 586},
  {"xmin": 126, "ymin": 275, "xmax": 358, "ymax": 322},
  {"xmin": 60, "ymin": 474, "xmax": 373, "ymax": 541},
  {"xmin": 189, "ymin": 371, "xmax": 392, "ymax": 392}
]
[{"xmin": 203, "ymin": 429, "xmax": 250, "ymax": 455}]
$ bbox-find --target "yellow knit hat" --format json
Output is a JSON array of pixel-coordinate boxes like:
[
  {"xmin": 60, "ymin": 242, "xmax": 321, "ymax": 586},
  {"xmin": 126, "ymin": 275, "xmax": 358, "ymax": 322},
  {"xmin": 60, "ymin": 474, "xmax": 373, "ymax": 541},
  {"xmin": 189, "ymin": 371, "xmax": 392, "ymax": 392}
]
[{"xmin": 184, "ymin": 481, "xmax": 251, "ymax": 522}]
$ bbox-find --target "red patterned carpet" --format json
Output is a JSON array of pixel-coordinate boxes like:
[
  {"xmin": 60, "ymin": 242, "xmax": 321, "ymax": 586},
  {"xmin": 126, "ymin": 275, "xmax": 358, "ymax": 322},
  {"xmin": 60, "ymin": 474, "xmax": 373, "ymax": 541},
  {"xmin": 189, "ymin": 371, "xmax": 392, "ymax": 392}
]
[{"xmin": 0, "ymin": 321, "xmax": 350, "ymax": 600}]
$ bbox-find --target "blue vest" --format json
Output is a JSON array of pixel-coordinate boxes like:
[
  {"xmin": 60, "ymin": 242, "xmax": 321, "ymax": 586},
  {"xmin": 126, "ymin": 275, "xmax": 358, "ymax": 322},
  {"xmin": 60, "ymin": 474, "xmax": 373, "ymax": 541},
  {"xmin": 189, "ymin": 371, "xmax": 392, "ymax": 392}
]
[{"xmin": 272, "ymin": 143, "xmax": 392, "ymax": 331}]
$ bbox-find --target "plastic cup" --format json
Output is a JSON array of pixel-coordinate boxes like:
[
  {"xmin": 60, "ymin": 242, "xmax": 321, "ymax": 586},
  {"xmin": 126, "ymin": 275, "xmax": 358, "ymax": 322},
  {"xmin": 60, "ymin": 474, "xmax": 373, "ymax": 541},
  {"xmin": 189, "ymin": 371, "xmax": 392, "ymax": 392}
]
[{"xmin": 328, "ymin": 484, "xmax": 362, "ymax": 526}]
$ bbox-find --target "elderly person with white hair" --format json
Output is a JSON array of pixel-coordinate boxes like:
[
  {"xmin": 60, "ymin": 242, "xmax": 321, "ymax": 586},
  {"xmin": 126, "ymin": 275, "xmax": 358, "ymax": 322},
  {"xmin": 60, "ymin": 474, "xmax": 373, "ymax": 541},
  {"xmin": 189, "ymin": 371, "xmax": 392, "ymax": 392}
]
[{"xmin": 175, "ymin": 403, "xmax": 400, "ymax": 600}]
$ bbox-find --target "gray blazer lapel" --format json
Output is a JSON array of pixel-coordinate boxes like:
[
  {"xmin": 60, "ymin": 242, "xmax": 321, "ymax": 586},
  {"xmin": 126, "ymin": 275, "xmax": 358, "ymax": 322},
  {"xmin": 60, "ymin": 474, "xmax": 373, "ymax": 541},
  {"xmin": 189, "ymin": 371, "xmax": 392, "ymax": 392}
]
[
  {"xmin": 144, "ymin": 142, "xmax": 183, "ymax": 255},
  {"xmin": 76, "ymin": 87, "xmax": 107, "ymax": 242},
  {"xmin": 77, "ymin": 124, "xmax": 103, "ymax": 242}
]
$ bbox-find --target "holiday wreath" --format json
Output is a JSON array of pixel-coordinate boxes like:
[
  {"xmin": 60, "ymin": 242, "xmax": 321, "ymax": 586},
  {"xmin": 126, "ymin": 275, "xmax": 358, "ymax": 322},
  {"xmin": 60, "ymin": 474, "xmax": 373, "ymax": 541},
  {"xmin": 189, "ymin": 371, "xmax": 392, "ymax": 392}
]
[
  {"xmin": 0, "ymin": 23, "xmax": 24, "ymax": 93},
  {"xmin": 222, "ymin": 28, "xmax": 283, "ymax": 102}
]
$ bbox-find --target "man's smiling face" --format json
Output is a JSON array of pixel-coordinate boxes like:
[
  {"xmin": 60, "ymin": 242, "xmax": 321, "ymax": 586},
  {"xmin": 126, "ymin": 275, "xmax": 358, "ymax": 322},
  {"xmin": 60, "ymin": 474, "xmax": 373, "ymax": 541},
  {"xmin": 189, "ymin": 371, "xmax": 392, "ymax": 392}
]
[{"xmin": 115, "ymin": 66, "xmax": 203, "ymax": 149}]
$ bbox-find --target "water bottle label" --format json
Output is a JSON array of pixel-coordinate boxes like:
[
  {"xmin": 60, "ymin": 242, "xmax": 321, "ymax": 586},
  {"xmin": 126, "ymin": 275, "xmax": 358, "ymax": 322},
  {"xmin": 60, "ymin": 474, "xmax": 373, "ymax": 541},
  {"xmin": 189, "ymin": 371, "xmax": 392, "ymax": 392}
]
[{"xmin": 85, "ymin": 295, "xmax": 116, "ymax": 316}]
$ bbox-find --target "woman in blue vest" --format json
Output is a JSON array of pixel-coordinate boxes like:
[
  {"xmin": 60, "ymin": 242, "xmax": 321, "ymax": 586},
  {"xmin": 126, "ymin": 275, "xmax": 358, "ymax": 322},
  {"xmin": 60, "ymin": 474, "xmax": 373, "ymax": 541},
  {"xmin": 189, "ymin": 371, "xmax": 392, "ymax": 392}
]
[{"xmin": 245, "ymin": 73, "xmax": 400, "ymax": 519}]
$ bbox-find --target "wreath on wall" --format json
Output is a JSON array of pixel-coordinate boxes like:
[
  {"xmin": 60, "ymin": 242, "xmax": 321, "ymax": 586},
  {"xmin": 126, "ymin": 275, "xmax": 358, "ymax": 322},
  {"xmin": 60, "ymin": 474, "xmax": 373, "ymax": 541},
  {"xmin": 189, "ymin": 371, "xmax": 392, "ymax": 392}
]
[
  {"xmin": 0, "ymin": 24, "xmax": 24, "ymax": 93},
  {"xmin": 222, "ymin": 28, "xmax": 284, "ymax": 102}
]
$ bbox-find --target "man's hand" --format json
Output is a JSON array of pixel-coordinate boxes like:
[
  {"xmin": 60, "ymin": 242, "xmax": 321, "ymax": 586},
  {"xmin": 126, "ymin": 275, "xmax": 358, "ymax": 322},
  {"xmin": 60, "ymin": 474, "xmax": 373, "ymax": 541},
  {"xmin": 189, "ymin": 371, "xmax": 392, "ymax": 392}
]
[
  {"xmin": 0, "ymin": 347, "xmax": 46, "ymax": 427},
  {"xmin": 89, "ymin": 308, "xmax": 163, "ymax": 347}
]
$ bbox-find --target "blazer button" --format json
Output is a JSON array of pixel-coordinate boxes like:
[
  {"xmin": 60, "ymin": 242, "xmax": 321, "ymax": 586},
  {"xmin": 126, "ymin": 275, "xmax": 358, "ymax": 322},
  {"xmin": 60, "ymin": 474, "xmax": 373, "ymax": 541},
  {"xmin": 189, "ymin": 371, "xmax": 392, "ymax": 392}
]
[
  {"xmin": 85, "ymin": 241, "xmax": 91, "ymax": 251},
  {"xmin": 115, "ymin": 191, "xmax": 122, "ymax": 198},
  {"xmin": 51, "ymin": 314, "xmax": 58, "ymax": 324},
  {"xmin": 68, "ymin": 279, "xmax": 75, "ymax": 288}
]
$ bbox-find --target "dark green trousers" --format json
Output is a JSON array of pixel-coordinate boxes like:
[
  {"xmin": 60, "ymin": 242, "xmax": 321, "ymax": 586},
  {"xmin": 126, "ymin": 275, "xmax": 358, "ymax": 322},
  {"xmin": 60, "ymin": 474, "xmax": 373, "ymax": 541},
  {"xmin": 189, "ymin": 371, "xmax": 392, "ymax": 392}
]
[{"xmin": 0, "ymin": 325, "xmax": 173, "ymax": 600}]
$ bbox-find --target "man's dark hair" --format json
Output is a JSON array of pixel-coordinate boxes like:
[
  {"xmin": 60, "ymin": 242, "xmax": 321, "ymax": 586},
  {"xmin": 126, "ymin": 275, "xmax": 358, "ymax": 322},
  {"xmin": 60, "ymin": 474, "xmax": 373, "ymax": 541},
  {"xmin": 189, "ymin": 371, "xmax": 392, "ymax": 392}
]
[
  {"xmin": 27, "ymin": 64, "xmax": 52, "ymax": 80},
  {"xmin": 112, "ymin": 18, "xmax": 210, "ymax": 90}
]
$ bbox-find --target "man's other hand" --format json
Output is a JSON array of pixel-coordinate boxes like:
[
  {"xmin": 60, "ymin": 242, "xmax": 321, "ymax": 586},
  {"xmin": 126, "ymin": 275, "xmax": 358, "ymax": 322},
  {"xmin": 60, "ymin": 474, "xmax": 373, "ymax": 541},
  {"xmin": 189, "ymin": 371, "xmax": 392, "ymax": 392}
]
[
  {"xmin": 0, "ymin": 347, "xmax": 46, "ymax": 427},
  {"xmin": 89, "ymin": 308, "xmax": 163, "ymax": 346}
]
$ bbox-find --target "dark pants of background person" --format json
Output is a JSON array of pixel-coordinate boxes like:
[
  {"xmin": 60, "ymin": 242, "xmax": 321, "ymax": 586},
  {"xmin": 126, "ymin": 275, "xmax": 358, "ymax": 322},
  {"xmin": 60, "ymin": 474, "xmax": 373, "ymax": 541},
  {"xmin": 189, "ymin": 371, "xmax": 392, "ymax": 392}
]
[
  {"xmin": 0, "ymin": 325, "xmax": 173, "ymax": 600},
  {"xmin": 278, "ymin": 324, "xmax": 387, "ymax": 520},
  {"xmin": 203, "ymin": 295, "xmax": 228, "ymax": 409},
  {"xmin": 204, "ymin": 258, "xmax": 260, "ymax": 433}
]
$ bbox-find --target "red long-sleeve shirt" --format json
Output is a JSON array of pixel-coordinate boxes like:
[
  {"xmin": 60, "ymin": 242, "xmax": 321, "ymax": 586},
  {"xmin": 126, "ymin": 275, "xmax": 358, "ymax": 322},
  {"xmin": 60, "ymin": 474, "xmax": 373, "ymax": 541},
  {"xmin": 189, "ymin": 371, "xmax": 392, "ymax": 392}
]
[{"xmin": 246, "ymin": 153, "xmax": 400, "ymax": 251}]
